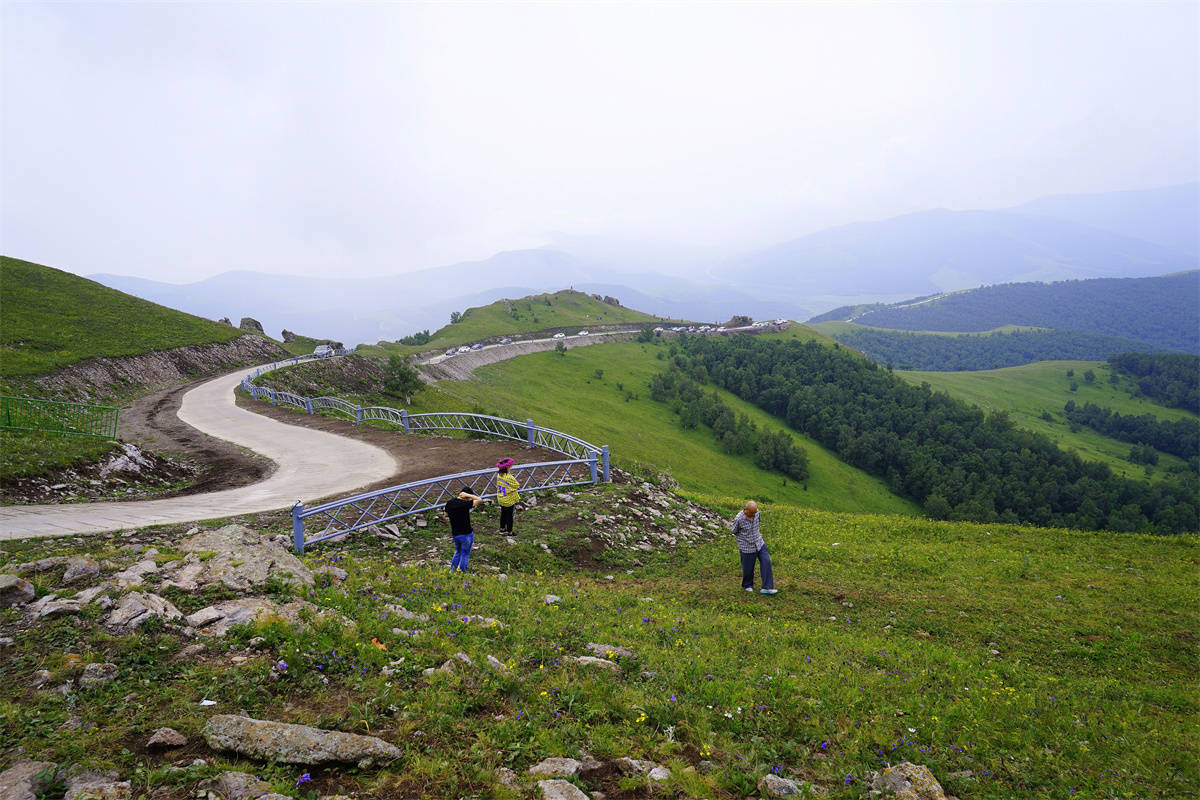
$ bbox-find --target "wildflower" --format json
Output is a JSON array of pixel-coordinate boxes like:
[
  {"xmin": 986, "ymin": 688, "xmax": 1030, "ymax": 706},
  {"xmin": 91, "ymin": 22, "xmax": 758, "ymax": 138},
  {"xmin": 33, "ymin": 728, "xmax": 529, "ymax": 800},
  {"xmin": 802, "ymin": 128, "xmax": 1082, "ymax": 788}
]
[
  {"xmin": 276, "ymin": 660, "xmax": 288, "ymax": 671},
  {"xmin": 295, "ymin": 773, "xmax": 311, "ymax": 786},
  {"xmin": 371, "ymin": 638, "xmax": 387, "ymax": 651}
]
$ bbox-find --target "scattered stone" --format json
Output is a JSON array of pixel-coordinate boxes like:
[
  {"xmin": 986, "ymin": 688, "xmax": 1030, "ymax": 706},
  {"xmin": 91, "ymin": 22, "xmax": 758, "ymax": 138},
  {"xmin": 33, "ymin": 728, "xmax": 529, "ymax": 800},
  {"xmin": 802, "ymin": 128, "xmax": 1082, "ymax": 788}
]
[
  {"xmin": 868, "ymin": 762, "xmax": 947, "ymax": 800},
  {"xmin": 105, "ymin": 592, "xmax": 183, "ymax": 632},
  {"xmin": 115, "ymin": 559, "xmax": 158, "ymax": 588},
  {"xmin": 174, "ymin": 525, "xmax": 314, "ymax": 591},
  {"xmin": 614, "ymin": 758, "xmax": 656, "ymax": 775},
  {"xmin": 203, "ymin": 714, "xmax": 401, "ymax": 768},
  {"xmin": 0, "ymin": 759, "xmax": 57, "ymax": 800},
  {"xmin": 585, "ymin": 642, "xmax": 636, "ymax": 660},
  {"xmin": 758, "ymin": 773, "xmax": 804, "ymax": 797},
  {"xmin": 147, "ymin": 727, "xmax": 188, "ymax": 749},
  {"xmin": 415, "ymin": 518, "xmax": 428, "ymax": 528},
  {"xmin": 197, "ymin": 771, "xmax": 273, "ymax": 800},
  {"xmin": 64, "ymin": 769, "xmax": 131, "ymax": 800},
  {"xmin": 62, "ymin": 556, "xmax": 100, "ymax": 584},
  {"xmin": 0, "ymin": 636, "xmax": 12, "ymax": 648},
  {"xmin": 0, "ymin": 574, "xmax": 35, "ymax": 607},
  {"xmin": 564, "ymin": 656, "xmax": 621, "ymax": 673},
  {"xmin": 385, "ymin": 604, "xmax": 429, "ymax": 622},
  {"xmin": 647, "ymin": 765, "xmax": 671, "ymax": 781},
  {"xmin": 78, "ymin": 662, "xmax": 119, "ymax": 688},
  {"xmin": 697, "ymin": 760, "xmax": 716, "ymax": 773},
  {"xmin": 494, "ymin": 767, "xmax": 518, "ymax": 787},
  {"xmin": 186, "ymin": 597, "xmax": 335, "ymax": 637},
  {"xmin": 176, "ymin": 643, "xmax": 207, "ymax": 661},
  {"xmin": 24, "ymin": 594, "xmax": 83, "ymax": 620},
  {"xmin": 542, "ymin": 594, "xmax": 561, "ymax": 604},
  {"xmin": 529, "ymin": 757, "xmax": 582, "ymax": 778},
  {"xmin": 31, "ymin": 669, "xmax": 52, "ymax": 689},
  {"xmin": 462, "ymin": 614, "xmax": 506, "ymax": 628},
  {"xmin": 537, "ymin": 779, "xmax": 590, "ymax": 800},
  {"xmin": 15, "ymin": 556, "xmax": 67, "ymax": 574},
  {"xmin": 486, "ymin": 655, "xmax": 508, "ymax": 672}
]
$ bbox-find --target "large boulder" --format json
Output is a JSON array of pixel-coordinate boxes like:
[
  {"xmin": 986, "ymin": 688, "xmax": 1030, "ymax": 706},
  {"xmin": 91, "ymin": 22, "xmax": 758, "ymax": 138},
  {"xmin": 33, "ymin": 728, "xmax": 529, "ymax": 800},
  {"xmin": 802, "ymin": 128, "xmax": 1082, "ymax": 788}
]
[
  {"xmin": 238, "ymin": 318, "xmax": 265, "ymax": 334},
  {"xmin": 187, "ymin": 597, "xmax": 342, "ymax": 637},
  {"xmin": 536, "ymin": 780, "xmax": 590, "ymax": 800},
  {"xmin": 203, "ymin": 715, "xmax": 401, "ymax": 768},
  {"xmin": 528, "ymin": 757, "xmax": 581, "ymax": 778},
  {"xmin": 175, "ymin": 525, "xmax": 314, "ymax": 591},
  {"xmin": 0, "ymin": 760, "xmax": 58, "ymax": 800},
  {"xmin": 868, "ymin": 762, "xmax": 948, "ymax": 800},
  {"xmin": 0, "ymin": 574, "xmax": 36, "ymax": 607}
]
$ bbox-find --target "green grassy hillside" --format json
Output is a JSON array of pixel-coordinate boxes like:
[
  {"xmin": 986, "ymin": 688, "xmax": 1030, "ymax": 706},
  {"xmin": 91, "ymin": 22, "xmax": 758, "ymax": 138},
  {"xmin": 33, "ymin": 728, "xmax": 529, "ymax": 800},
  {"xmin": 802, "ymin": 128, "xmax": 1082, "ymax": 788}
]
[
  {"xmin": 362, "ymin": 290, "xmax": 662, "ymax": 357},
  {"xmin": 0, "ymin": 256, "xmax": 243, "ymax": 378},
  {"xmin": 898, "ymin": 360, "xmax": 1199, "ymax": 479},
  {"xmin": 4, "ymin": 498, "xmax": 1195, "ymax": 798}
]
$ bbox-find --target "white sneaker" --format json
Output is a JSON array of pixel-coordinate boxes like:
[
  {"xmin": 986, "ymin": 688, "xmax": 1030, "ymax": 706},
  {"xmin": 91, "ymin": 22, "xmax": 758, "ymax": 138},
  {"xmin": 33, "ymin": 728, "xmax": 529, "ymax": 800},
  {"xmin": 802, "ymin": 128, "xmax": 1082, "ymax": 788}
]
[
  {"xmin": 744, "ymin": 587, "xmax": 755, "ymax": 592},
  {"xmin": 760, "ymin": 588, "xmax": 778, "ymax": 595}
]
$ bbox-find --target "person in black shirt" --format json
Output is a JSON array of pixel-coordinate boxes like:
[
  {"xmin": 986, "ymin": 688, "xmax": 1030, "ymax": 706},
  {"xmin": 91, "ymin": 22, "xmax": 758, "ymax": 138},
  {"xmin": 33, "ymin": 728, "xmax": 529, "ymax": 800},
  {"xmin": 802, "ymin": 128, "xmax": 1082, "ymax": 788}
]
[{"xmin": 445, "ymin": 486, "xmax": 484, "ymax": 572}]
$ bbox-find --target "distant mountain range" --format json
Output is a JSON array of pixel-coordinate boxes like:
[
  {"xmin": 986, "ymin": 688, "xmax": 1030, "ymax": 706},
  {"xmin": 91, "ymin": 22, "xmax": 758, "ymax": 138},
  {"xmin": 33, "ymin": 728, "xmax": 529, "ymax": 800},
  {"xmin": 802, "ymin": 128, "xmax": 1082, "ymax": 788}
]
[
  {"xmin": 810, "ymin": 271, "xmax": 1200, "ymax": 354},
  {"xmin": 88, "ymin": 183, "xmax": 1197, "ymax": 346}
]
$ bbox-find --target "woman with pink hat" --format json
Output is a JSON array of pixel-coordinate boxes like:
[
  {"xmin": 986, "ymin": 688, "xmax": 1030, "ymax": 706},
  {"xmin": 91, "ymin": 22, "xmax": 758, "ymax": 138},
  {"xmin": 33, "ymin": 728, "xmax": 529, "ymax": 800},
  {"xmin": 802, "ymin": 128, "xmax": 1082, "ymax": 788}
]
[{"xmin": 495, "ymin": 457, "xmax": 521, "ymax": 535}]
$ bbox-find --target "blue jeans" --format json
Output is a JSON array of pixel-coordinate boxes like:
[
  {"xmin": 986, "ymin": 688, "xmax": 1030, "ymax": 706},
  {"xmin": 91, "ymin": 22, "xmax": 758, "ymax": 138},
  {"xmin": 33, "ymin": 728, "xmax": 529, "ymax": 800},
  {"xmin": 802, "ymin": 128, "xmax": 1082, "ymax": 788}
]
[
  {"xmin": 740, "ymin": 544, "xmax": 774, "ymax": 590},
  {"xmin": 451, "ymin": 533, "xmax": 474, "ymax": 572}
]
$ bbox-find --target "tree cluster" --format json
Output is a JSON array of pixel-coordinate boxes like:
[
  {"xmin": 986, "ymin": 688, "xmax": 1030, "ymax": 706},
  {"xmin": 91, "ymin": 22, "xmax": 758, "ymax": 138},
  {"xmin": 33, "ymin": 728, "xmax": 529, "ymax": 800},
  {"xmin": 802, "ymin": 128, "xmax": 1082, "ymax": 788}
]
[
  {"xmin": 381, "ymin": 355, "xmax": 423, "ymax": 405},
  {"xmin": 1064, "ymin": 400, "xmax": 1199, "ymax": 465},
  {"xmin": 396, "ymin": 330, "xmax": 432, "ymax": 346},
  {"xmin": 668, "ymin": 335, "xmax": 1198, "ymax": 534},
  {"xmin": 831, "ymin": 326, "xmax": 1158, "ymax": 372},
  {"xmin": 648, "ymin": 367, "xmax": 809, "ymax": 482},
  {"xmin": 1108, "ymin": 353, "xmax": 1200, "ymax": 414}
]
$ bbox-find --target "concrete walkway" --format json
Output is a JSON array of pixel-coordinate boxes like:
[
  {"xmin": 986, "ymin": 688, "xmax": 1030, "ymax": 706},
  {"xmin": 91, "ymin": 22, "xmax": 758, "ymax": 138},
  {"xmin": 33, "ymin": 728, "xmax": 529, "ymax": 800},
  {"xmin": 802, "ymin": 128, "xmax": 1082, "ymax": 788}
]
[{"xmin": 0, "ymin": 364, "xmax": 398, "ymax": 540}]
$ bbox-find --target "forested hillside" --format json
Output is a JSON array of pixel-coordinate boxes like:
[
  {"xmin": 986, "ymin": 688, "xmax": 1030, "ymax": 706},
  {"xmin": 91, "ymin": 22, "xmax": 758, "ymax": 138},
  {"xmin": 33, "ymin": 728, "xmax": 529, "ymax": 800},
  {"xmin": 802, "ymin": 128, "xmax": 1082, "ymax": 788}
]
[
  {"xmin": 809, "ymin": 272, "xmax": 1199, "ymax": 353},
  {"xmin": 1108, "ymin": 352, "xmax": 1200, "ymax": 413},
  {"xmin": 815, "ymin": 325, "xmax": 1157, "ymax": 371},
  {"xmin": 663, "ymin": 335, "xmax": 1198, "ymax": 533}
]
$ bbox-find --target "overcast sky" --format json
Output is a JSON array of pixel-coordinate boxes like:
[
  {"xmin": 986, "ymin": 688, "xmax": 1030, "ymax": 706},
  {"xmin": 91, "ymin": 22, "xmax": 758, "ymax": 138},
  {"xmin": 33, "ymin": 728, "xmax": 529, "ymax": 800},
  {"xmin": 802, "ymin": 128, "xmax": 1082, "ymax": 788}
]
[{"xmin": 2, "ymin": 1, "xmax": 1196, "ymax": 283}]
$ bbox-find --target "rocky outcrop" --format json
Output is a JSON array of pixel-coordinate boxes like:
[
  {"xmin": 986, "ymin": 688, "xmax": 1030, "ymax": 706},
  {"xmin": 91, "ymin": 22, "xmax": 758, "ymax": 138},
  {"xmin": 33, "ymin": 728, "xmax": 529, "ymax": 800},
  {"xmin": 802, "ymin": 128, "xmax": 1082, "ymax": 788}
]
[
  {"xmin": 759, "ymin": 774, "xmax": 805, "ymax": 797},
  {"xmin": 238, "ymin": 318, "xmax": 265, "ymax": 334},
  {"xmin": 186, "ymin": 597, "xmax": 339, "ymax": 637},
  {"xmin": 868, "ymin": 762, "xmax": 948, "ymax": 800},
  {"xmin": 32, "ymin": 335, "xmax": 287, "ymax": 402},
  {"xmin": 104, "ymin": 592, "xmax": 184, "ymax": 632},
  {"xmin": 203, "ymin": 715, "xmax": 401, "ymax": 768},
  {"xmin": 175, "ymin": 524, "xmax": 314, "ymax": 591},
  {"xmin": 529, "ymin": 758, "xmax": 581, "ymax": 778},
  {"xmin": 536, "ymin": 780, "xmax": 590, "ymax": 800},
  {"xmin": 197, "ymin": 771, "xmax": 273, "ymax": 800}
]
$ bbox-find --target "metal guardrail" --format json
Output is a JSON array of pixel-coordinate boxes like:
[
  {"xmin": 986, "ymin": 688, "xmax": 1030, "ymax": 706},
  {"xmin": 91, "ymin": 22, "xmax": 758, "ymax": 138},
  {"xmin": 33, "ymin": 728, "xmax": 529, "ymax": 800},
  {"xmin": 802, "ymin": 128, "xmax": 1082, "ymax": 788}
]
[
  {"xmin": 239, "ymin": 349, "xmax": 611, "ymax": 553},
  {"xmin": 0, "ymin": 395, "xmax": 119, "ymax": 438}
]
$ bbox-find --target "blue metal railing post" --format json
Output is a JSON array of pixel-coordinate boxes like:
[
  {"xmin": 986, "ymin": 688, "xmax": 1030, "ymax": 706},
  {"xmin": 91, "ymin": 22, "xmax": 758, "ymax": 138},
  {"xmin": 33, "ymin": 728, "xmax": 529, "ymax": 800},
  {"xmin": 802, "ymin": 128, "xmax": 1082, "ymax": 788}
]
[
  {"xmin": 401, "ymin": 409, "xmax": 410, "ymax": 433},
  {"xmin": 304, "ymin": 398, "xmax": 313, "ymax": 414},
  {"xmin": 356, "ymin": 406, "xmax": 363, "ymax": 425},
  {"xmin": 527, "ymin": 419, "xmax": 535, "ymax": 446},
  {"xmin": 292, "ymin": 502, "xmax": 305, "ymax": 555},
  {"xmin": 601, "ymin": 445, "xmax": 610, "ymax": 482},
  {"xmin": 589, "ymin": 456, "xmax": 598, "ymax": 483}
]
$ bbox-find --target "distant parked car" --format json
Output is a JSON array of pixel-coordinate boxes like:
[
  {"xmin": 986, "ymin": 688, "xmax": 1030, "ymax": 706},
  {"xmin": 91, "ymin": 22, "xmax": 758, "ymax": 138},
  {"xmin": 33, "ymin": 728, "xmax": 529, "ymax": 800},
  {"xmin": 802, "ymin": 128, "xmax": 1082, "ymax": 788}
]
[
  {"xmin": 444, "ymin": 349, "xmax": 456, "ymax": 357},
  {"xmin": 313, "ymin": 344, "xmax": 334, "ymax": 357},
  {"xmin": 457, "ymin": 345, "xmax": 471, "ymax": 353},
  {"xmin": 499, "ymin": 338, "xmax": 513, "ymax": 344},
  {"xmin": 716, "ymin": 326, "xmax": 726, "ymax": 331},
  {"xmin": 653, "ymin": 327, "xmax": 664, "ymax": 332},
  {"xmin": 578, "ymin": 330, "xmax": 589, "ymax": 336},
  {"xmin": 553, "ymin": 333, "xmax": 566, "ymax": 339},
  {"xmin": 471, "ymin": 343, "xmax": 483, "ymax": 350}
]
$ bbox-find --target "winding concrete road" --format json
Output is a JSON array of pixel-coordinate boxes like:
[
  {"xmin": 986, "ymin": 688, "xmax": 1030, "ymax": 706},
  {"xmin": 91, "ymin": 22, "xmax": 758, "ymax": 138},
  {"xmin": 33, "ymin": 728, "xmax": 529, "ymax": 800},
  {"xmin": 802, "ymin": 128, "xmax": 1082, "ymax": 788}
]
[{"xmin": 0, "ymin": 364, "xmax": 397, "ymax": 541}]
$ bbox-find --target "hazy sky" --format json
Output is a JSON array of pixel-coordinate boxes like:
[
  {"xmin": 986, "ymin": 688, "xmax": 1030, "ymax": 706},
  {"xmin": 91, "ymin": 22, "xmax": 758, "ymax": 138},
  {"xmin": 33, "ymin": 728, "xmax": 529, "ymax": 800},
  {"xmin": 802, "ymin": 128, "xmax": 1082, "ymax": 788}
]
[{"xmin": 2, "ymin": 1, "xmax": 1197, "ymax": 283}]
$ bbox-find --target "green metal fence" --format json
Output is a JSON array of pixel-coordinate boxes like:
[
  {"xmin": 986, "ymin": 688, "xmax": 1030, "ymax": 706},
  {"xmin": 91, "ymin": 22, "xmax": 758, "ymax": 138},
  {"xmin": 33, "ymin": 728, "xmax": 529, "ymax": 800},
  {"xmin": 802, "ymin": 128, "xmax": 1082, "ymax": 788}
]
[{"xmin": 0, "ymin": 395, "xmax": 119, "ymax": 438}]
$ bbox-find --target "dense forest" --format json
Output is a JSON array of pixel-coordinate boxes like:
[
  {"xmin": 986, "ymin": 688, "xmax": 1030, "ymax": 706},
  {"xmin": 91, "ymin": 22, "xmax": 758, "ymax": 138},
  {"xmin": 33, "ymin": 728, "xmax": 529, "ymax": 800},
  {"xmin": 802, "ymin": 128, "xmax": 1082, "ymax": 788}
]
[
  {"xmin": 809, "ymin": 272, "xmax": 1199, "ymax": 353},
  {"xmin": 828, "ymin": 326, "xmax": 1156, "ymax": 371},
  {"xmin": 664, "ymin": 335, "xmax": 1198, "ymax": 533},
  {"xmin": 1063, "ymin": 400, "xmax": 1200, "ymax": 465},
  {"xmin": 1108, "ymin": 352, "xmax": 1200, "ymax": 413},
  {"xmin": 648, "ymin": 368, "xmax": 810, "ymax": 482}
]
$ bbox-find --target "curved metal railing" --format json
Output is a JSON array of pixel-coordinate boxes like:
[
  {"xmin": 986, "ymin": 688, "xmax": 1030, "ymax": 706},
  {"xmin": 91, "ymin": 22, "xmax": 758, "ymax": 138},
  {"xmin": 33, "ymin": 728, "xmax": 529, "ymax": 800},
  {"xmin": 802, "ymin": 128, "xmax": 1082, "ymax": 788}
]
[{"xmin": 239, "ymin": 349, "xmax": 611, "ymax": 553}]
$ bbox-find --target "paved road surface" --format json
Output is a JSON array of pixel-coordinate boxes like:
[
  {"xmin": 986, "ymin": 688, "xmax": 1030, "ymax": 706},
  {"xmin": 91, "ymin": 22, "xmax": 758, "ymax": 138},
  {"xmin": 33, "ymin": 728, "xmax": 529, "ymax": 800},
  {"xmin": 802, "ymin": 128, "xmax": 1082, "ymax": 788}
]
[{"xmin": 0, "ymin": 363, "xmax": 397, "ymax": 541}]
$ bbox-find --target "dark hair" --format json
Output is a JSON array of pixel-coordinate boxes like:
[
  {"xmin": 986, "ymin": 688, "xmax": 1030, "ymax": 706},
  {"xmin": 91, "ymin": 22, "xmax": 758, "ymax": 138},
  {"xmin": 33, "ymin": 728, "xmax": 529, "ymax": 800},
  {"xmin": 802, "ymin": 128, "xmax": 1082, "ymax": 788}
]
[{"xmin": 460, "ymin": 485, "xmax": 474, "ymax": 496}]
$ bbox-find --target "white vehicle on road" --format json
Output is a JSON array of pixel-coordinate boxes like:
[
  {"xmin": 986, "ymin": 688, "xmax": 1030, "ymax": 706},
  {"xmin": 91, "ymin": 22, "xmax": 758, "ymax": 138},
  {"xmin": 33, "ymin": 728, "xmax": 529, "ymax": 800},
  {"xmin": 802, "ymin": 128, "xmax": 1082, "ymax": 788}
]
[
  {"xmin": 457, "ymin": 345, "xmax": 471, "ymax": 353},
  {"xmin": 578, "ymin": 330, "xmax": 589, "ymax": 336},
  {"xmin": 313, "ymin": 344, "xmax": 334, "ymax": 357},
  {"xmin": 553, "ymin": 333, "xmax": 566, "ymax": 339}
]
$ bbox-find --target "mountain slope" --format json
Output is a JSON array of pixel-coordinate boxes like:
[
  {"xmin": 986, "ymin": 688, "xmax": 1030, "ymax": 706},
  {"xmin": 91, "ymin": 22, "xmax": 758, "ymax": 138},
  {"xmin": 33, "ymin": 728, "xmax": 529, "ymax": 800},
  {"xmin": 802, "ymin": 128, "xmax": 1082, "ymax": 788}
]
[
  {"xmin": 1, "ymin": 255, "xmax": 243, "ymax": 377},
  {"xmin": 1010, "ymin": 182, "xmax": 1199, "ymax": 257},
  {"xmin": 808, "ymin": 272, "xmax": 1198, "ymax": 353},
  {"xmin": 730, "ymin": 208, "xmax": 1196, "ymax": 297}
]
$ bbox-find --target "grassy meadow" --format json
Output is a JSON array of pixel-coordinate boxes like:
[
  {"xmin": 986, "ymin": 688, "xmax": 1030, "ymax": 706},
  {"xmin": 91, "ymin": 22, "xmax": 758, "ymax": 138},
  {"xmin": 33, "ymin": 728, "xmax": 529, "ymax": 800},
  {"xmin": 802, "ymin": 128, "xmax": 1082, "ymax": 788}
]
[
  {"xmin": 3, "ymin": 495, "xmax": 1195, "ymax": 799},
  {"xmin": 898, "ymin": 361, "xmax": 1198, "ymax": 480},
  {"xmin": 0, "ymin": 256, "xmax": 243, "ymax": 380}
]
